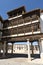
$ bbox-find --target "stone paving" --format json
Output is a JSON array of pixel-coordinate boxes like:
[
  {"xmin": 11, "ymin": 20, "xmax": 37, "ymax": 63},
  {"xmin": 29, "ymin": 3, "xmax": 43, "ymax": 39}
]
[{"xmin": 0, "ymin": 58, "xmax": 43, "ymax": 65}]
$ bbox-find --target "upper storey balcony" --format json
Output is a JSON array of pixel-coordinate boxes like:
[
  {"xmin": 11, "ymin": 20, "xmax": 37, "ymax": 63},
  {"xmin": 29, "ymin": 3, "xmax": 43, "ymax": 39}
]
[
  {"xmin": 2, "ymin": 8, "xmax": 41, "ymax": 38},
  {"xmin": 7, "ymin": 6, "xmax": 26, "ymax": 18},
  {"xmin": 3, "ymin": 9, "xmax": 40, "ymax": 30},
  {"xmin": 2, "ymin": 20, "xmax": 40, "ymax": 37},
  {"xmin": 3, "ymin": 16, "xmax": 39, "ymax": 30},
  {"xmin": 3, "ymin": 6, "xmax": 26, "ymax": 28}
]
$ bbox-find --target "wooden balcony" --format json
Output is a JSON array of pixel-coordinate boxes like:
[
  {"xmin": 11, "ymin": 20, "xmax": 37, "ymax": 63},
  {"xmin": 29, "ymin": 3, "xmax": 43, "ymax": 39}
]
[
  {"xmin": 2, "ymin": 28, "xmax": 18, "ymax": 36},
  {"xmin": 3, "ymin": 19, "xmax": 18, "ymax": 28},
  {"xmin": 9, "ymin": 19, "xmax": 18, "ymax": 26},
  {"xmin": 24, "ymin": 16, "xmax": 31, "ymax": 23},
  {"xmin": 32, "ymin": 22, "xmax": 40, "ymax": 32},
  {"xmin": 2, "ymin": 24, "xmax": 32, "ymax": 36},
  {"xmin": 17, "ymin": 27, "xmax": 24, "ymax": 34},
  {"xmin": 7, "ymin": 6, "xmax": 26, "ymax": 18},
  {"xmin": 18, "ymin": 17, "xmax": 24, "ymax": 24},
  {"xmin": 24, "ymin": 15, "xmax": 39, "ymax": 24}
]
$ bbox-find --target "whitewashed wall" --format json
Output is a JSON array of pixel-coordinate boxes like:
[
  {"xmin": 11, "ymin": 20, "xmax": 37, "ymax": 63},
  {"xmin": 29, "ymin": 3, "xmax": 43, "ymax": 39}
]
[{"xmin": 40, "ymin": 13, "xmax": 43, "ymax": 33}]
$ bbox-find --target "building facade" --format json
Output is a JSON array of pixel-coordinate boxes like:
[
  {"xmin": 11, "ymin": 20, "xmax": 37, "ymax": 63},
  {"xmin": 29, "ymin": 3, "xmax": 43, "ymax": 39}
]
[{"xmin": 0, "ymin": 6, "xmax": 43, "ymax": 59}]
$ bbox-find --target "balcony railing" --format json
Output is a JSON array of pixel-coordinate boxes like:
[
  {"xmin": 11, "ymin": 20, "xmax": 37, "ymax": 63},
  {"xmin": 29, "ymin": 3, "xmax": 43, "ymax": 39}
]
[
  {"xmin": 2, "ymin": 30, "xmax": 41, "ymax": 38},
  {"xmin": 8, "ymin": 15, "xmax": 22, "ymax": 20},
  {"xmin": 33, "ymin": 31, "xmax": 40, "ymax": 34},
  {"xmin": 3, "ymin": 24, "xmax": 32, "ymax": 35},
  {"xmin": 3, "ymin": 28, "xmax": 18, "ymax": 36},
  {"xmin": 32, "ymin": 22, "xmax": 40, "ymax": 32},
  {"xmin": 3, "ymin": 14, "xmax": 39, "ymax": 28},
  {"xmin": 3, "ymin": 19, "xmax": 39, "ymax": 30}
]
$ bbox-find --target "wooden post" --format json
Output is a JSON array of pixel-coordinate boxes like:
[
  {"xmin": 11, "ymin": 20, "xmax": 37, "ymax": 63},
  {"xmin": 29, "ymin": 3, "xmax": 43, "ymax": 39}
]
[
  {"xmin": 3, "ymin": 41, "xmax": 6, "ymax": 57},
  {"xmin": 31, "ymin": 42, "xmax": 34, "ymax": 54},
  {"xmin": 6, "ymin": 43, "xmax": 8, "ymax": 54},
  {"xmin": 12, "ymin": 43, "xmax": 13, "ymax": 53}
]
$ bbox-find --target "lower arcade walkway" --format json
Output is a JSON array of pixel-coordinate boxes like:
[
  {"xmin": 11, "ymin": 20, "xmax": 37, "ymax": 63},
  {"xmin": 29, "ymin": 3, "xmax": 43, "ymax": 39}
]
[{"xmin": 0, "ymin": 38, "xmax": 43, "ymax": 60}]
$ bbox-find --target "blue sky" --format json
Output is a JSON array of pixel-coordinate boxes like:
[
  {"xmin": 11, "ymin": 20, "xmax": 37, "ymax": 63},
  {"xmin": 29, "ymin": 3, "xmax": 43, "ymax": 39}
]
[
  {"xmin": 0, "ymin": 0, "xmax": 43, "ymax": 19},
  {"xmin": 15, "ymin": 41, "xmax": 38, "ymax": 45},
  {"xmin": 8, "ymin": 41, "xmax": 38, "ymax": 45}
]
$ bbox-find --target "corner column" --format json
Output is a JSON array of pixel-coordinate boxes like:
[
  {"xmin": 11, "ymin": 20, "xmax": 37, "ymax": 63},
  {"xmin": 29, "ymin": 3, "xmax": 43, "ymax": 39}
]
[
  {"xmin": 27, "ymin": 39, "xmax": 31, "ymax": 59},
  {"xmin": 39, "ymin": 38, "xmax": 43, "ymax": 59}
]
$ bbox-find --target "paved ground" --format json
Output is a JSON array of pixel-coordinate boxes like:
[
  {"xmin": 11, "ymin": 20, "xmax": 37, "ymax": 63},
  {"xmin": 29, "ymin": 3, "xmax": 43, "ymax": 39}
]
[
  {"xmin": 0, "ymin": 53, "xmax": 43, "ymax": 65},
  {"xmin": 0, "ymin": 58, "xmax": 43, "ymax": 65}
]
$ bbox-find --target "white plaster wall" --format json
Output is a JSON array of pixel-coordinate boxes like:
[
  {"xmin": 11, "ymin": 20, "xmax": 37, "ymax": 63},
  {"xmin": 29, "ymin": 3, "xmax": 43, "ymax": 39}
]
[
  {"xmin": 40, "ymin": 13, "xmax": 43, "ymax": 33},
  {"xmin": 41, "ymin": 39, "xmax": 43, "ymax": 52},
  {"xmin": 40, "ymin": 38, "xmax": 43, "ymax": 58}
]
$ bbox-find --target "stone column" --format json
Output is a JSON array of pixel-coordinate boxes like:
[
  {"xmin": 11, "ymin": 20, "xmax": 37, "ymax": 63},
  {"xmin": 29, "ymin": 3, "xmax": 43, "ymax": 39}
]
[
  {"xmin": 3, "ymin": 41, "xmax": 6, "ymax": 57},
  {"xmin": 39, "ymin": 38, "xmax": 43, "ymax": 58},
  {"xmin": 27, "ymin": 39, "xmax": 31, "ymax": 59}
]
